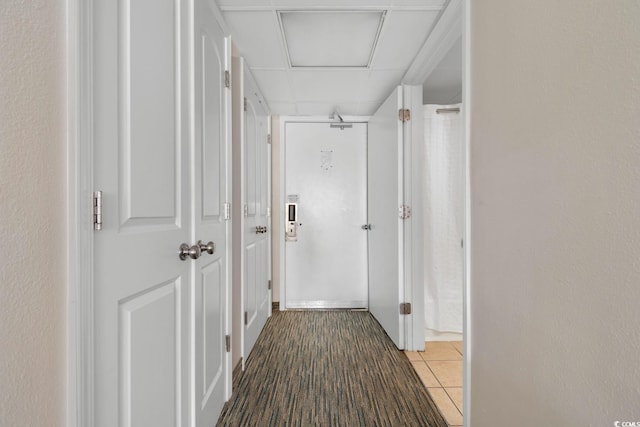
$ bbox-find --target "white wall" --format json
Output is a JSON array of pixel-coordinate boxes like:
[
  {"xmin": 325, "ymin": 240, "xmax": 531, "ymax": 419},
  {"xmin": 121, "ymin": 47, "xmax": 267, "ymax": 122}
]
[
  {"xmin": 0, "ymin": 1, "xmax": 67, "ymax": 425},
  {"xmin": 470, "ymin": 1, "xmax": 640, "ymax": 425}
]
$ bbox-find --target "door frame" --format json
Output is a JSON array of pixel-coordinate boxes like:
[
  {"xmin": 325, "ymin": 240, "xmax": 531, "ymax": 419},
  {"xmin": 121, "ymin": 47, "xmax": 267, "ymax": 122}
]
[
  {"xmin": 67, "ymin": 1, "xmax": 95, "ymax": 425},
  {"xmin": 462, "ymin": 0, "xmax": 472, "ymax": 422}
]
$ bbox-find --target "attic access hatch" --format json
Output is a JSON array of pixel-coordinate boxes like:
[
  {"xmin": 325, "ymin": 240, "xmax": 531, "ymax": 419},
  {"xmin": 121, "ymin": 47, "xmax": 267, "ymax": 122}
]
[{"xmin": 278, "ymin": 10, "xmax": 386, "ymax": 69}]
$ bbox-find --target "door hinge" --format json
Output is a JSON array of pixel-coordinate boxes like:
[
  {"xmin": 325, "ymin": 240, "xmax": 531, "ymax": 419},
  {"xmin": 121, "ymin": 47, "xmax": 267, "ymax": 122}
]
[
  {"xmin": 399, "ymin": 205, "xmax": 412, "ymax": 219},
  {"xmin": 399, "ymin": 108, "xmax": 411, "ymax": 122},
  {"xmin": 400, "ymin": 303, "xmax": 412, "ymax": 315},
  {"xmin": 224, "ymin": 202, "xmax": 231, "ymax": 220},
  {"xmin": 225, "ymin": 335, "xmax": 231, "ymax": 352},
  {"xmin": 461, "ymin": 239, "xmax": 464, "ymax": 248},
  {"xmin": 244, "ymin": 312, "xmax": 248, "ymax": 325},
  {"xmin": 267, "ymin": 207, "xmax": 271, "ymax": 217},
  {"xmin": 93, "ymin": 191, "xmax": 103, "ymax": 231},
  {"xmin": 244, "ymin": 97, "xmax": 247, "ymax": 111},
  {"xmin": 244, "ymin": 204, "xmax": 248, "ymax": 217},
  {"xmin": 267, "ymin": 134, "xmax": 271, "ymax": 145},
  {"xmin": 268, "ymin": 279, "xmax": 272, "ymax": 290},
  {"xmin": 224, "ymin": 70, "xmax": 230, "ymax": 88}
]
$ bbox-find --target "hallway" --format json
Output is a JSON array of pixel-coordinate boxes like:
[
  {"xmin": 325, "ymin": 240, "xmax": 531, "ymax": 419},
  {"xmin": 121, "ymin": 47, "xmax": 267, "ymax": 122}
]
[{"xmin": 217, "ymin": 311, "xmax": 447, "ymax": 426}]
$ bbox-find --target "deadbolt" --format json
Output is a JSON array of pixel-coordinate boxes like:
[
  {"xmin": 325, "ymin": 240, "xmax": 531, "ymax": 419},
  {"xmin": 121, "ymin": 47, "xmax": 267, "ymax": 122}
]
[{"xmin": 178, "ymin": 243, "xmax": 201, "ymax": 261}]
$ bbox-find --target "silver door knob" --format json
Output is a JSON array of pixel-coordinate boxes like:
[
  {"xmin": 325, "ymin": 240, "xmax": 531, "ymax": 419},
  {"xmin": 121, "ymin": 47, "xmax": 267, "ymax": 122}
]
[
  {"xmin": 198, "ymin": 240, "xmax": 215, "ymax": 255},
  {"xmin": 255, "ymin": 226, "xmax": 267, "ymax": 234},
  {"xmin": 178, "ymin": 243, "xmax": 201, "ymax": 260},
  {"xmin": 362, "ymin": 224, "xmax": 372, "ymax": 230}
]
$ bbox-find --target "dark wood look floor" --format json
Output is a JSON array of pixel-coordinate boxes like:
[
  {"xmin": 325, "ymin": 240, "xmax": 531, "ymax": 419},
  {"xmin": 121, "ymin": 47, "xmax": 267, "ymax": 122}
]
[{"xmin": 217, "ymin": 310, "xmax": 448, "ymax": 426}]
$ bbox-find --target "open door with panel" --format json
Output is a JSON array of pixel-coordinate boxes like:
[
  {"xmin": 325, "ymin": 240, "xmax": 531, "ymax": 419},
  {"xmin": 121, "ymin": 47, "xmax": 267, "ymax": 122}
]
[{"xmin": 368, "ymin": 85, "xmax": 424, "ymax": 351}]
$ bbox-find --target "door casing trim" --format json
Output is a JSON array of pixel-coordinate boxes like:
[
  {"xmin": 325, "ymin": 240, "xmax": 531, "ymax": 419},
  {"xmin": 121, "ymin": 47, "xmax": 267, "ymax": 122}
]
[{"xmin": 67, "ymin": 0, "xmax": 95, "ymax": 425}]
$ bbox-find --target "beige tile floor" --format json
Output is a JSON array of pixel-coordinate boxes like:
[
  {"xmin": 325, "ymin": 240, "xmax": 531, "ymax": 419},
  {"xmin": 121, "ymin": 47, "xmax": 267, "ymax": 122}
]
[{"xmin": 405, "ymin": 341, "xmax": 463, "ymax": 427}]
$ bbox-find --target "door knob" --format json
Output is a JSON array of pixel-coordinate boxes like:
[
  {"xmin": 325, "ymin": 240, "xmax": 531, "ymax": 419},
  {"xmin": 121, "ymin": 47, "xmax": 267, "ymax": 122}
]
[
  {"xmin": 362, "ymin": 224, "xmax": 372, "ymax": 230},
  {"xmin": 178, "ymin": 243, "xmax": 201, "ymax": 260},
  {"xmin": 255, "ymin": 226, "xmax": 267, "ymax": 234},
  {"xmin": 198, "ymin": 240, "xmax": 215, "ymax": 255}
]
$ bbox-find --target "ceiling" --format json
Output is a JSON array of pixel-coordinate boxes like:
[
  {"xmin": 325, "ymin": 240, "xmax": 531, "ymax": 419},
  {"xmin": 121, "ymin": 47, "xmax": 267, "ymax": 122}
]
[{"xmin": 217, "ymin": 0, "xmax": 453, "ymax": 116}]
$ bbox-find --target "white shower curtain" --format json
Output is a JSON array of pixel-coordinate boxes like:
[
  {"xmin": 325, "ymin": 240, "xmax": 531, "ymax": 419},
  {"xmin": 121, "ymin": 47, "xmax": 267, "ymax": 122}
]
[{"xmin": 423, "ymin": 104, "xmax": 463, "ymax": 336}]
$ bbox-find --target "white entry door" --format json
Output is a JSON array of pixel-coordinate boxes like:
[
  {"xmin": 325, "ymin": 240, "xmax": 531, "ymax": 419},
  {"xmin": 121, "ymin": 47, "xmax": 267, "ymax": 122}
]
[
  {"xmin": 284, "ymin": 122, "xmax": 368, "ymax": 309},
  {"xmin": 193, "ymin": 1, "xmax": 232, "ymax": 424},
  {"xmin": 239, "ymin": 59, "xmax": 271, "ymax": 365},
  {"xmin": 93, "ymin": 1, "xmax": 230, "ymax": 426},
  {"xmin": 93, "ymin": 1, "xmax": 191, "ymax": 425},
  {"xmin": 368, "ymin": 85, "xmax": 424, "ymax": 350}
]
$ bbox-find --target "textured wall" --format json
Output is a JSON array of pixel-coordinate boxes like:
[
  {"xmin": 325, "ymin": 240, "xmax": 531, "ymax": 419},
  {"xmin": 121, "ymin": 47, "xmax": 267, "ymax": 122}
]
[
  {"xmin": 470, "ymin": 1, "xmax": 640, "ymax": 425},
  {"xmin": 0, "ymin": 0, "xmax": 66, "ymax": 425}
]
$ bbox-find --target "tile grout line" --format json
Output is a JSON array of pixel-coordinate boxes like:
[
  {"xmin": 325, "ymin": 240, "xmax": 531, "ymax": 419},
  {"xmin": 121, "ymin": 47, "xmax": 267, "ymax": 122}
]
[
  {"xmin": 443, "ymin": 387, "xmax": 463, "ymax": 416},
  {"xmin": 409, "ymin": 342, "xmax": 464, "ymax": 427}
]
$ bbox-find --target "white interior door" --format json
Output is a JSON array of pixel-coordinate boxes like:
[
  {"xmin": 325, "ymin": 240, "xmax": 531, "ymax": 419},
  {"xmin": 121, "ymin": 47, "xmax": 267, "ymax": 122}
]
[
  {"xmin": 368, "ymin": 87, "xmax": 405, "ymax": 348},
  {"xmin": 240, "ymin": 60, "xmax": 271, "ymax": 365},
  {"xmin": 368, "ymin": 85, "xmax": 424, "ymax": 351},
  {"xmin": 284, "ymin": 122, "xmax": 368, "ymax": 309},
  {"xmin": 193, "ymin": 2, "xmax": 231, "ymax": 424},
  {"xmin": 93, "ymin": 0, "xmax": 190, "ymax": 425}
]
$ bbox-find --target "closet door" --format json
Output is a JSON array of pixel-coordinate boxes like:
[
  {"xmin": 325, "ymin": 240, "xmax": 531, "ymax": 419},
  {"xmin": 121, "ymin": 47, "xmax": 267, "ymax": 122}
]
[
  {"xmin": 93, "ymin": 1, "xmax": 191, "ymax": 425},
  {"xmin": 193, "ymin": 0, "xmax": 232, "ymax": 424},
  {"xmin": 240, "ymin": 59, "xmax": 271, "ymax": 364},
  {"xmin": 93, "ymin": 1, "xmax": 231, "ymax": 425}
]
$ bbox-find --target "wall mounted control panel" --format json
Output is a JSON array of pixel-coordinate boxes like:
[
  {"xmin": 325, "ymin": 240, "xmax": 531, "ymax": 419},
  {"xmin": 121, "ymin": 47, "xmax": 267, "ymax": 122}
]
[{"xmin": 285, "ymin": 202, "xmax": 297, "ymax": 241}]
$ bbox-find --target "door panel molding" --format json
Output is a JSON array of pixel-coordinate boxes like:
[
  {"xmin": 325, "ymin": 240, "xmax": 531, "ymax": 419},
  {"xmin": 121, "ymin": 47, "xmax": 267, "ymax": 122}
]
[
  {"xmin": 119, "ymin": 279, "xmax": 181, "ymax": 427},
  {"xmin": 200, "ymin": 259, "xmax": 223, "ymax": 402},
  {"xmin": 200, "ymin": 32, "xmax": 224, "ymax": 220},
  {"xmin": 118, "ymin": 0, "xmax": 180, "ymax": 226}
]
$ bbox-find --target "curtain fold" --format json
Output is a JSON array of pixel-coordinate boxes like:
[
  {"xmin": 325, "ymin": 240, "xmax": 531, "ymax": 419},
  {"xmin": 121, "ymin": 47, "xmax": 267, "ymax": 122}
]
[{"xmin": 423, "ymin": 104, "xmax": 463, "ymax": 334}]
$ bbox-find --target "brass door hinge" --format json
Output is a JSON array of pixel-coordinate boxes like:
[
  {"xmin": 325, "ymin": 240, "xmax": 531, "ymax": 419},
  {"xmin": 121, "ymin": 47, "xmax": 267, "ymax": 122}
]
[
  {"xmin": 399, "ymin": 108, "xmax": 410, "ymax": 122},
  {"xmin": 400, "ymin": 303, "xmax": 412, "ymax": 315}
]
